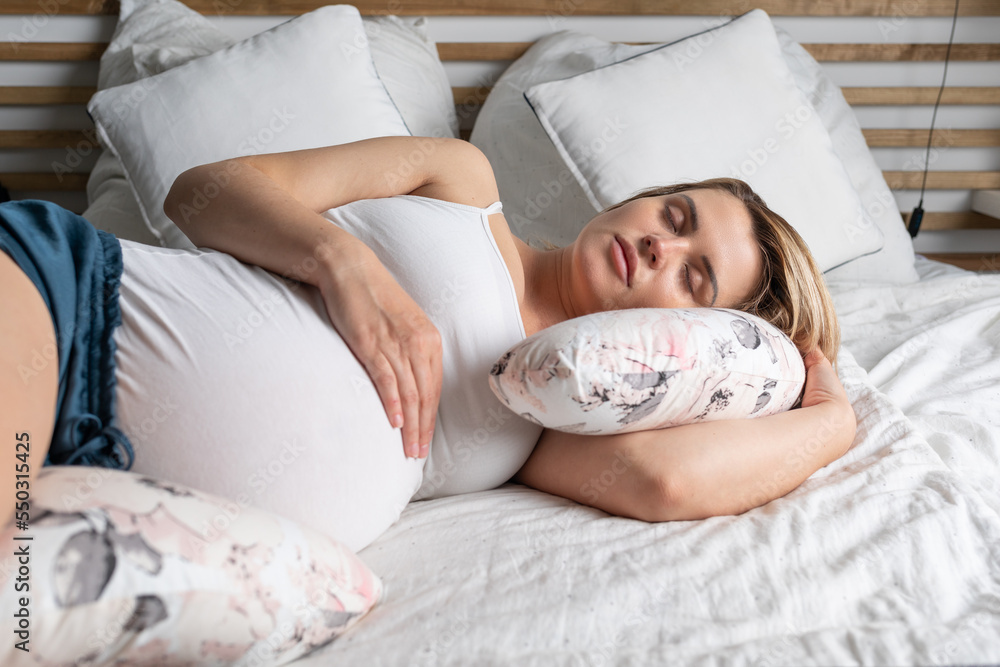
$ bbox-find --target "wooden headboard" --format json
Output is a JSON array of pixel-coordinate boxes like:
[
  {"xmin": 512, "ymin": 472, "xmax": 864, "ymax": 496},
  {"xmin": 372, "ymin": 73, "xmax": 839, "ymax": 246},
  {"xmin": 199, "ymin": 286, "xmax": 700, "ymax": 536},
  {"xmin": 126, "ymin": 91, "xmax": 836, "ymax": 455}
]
[{"xmin": 1, "ymin": 0, "xmax": 998, "ymax": 270}]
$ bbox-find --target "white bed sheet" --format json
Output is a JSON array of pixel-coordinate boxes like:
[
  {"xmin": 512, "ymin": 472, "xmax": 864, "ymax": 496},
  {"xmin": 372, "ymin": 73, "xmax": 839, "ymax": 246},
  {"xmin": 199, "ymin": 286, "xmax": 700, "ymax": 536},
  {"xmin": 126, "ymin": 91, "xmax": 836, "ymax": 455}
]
[
  {"xmin": 830, "ymin": 256, "xmax": 1000, "ymax": 517},
  {"xmin": 294, "ymin": 258, "xmax": 1000, "ymax": 666}
]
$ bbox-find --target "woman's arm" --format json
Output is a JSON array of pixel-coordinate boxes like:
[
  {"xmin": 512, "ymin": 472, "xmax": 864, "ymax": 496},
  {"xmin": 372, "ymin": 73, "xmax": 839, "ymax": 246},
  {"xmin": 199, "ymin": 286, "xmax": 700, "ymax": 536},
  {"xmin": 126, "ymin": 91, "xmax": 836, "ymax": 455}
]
[
  {"xmin": 512, "ymin": 349, "xmax": 856, "ymax": 522},
  {"xmin": 162, "ymin": 136, "xmax": 500, "ymax": 460},
  {"xmin": 163, "ymin": 136, "xmax": 498, "ymax": 284}
]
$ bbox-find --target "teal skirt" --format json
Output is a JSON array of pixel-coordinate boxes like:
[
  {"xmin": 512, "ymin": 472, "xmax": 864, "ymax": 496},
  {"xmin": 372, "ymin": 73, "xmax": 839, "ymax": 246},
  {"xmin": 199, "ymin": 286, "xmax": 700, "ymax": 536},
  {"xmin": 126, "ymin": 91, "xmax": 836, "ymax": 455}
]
[{"xmin": 0, "ymin": 200, "xmax": 134, "ymax": 469}]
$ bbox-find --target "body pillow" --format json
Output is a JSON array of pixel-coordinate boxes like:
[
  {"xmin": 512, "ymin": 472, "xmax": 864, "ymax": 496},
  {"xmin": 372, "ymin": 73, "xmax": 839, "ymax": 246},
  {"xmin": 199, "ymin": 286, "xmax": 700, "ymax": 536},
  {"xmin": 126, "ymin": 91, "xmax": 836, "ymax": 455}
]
[
  {"xmin": 489, "ymin": 308, "xmax": 805, "ymax": 435},
  {"xmin": 0, "ymin": 466, "xmax": 382, "ymax": 665}
]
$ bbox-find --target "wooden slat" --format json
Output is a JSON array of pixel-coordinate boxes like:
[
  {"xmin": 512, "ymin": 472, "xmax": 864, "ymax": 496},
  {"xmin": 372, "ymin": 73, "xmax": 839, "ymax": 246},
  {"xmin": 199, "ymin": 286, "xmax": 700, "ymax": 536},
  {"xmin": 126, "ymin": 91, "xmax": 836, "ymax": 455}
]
[
  {"xmin": 453, "ymin": 86, "xmax": 493, "ymax": 106},
  {"xmin": 0, "ymin": 0, "xmax": 118, "ymax": 13},
  {"xmin": 804, "ymin": 43, "xmax": 1000, "ymax": 62},
  {"xmin": 883, "ymin": 171, "xmax": 1000, "ymax": 190},
  {"xmin": 0, "ymin": 130, "xmax": 92, "ymax": 148},
  {"xmin": 0, "ymin": 173, "xmax": 89, "ymax": 191},
  {"xmin": 437, "ymin": 42, "xmax": 527, "ymax": 61},
  {"xmin": 843, "ymin": 87, "xmax": 1000, "ymax": 106},
  {"xmin": 919, "ymin": 211, "xmax": 1000, "ymax": 231},
  {"xmin": 921, "ymin": 253, "xmax": 1000, "ymax": 271},
  {"xmin": 0, "ymin": 87, "xmax": 95, "ymax": 105},
  {"xmin": 0, "ymin": 42, "xmax": 105, "ymax": 61},
  {"xmin": 1, "ymin": 0, "xmax": 996, "ymax": 16},
  {"xmin": 863, "ymin": 129, "xmax": 1000, "ymax": 148}
]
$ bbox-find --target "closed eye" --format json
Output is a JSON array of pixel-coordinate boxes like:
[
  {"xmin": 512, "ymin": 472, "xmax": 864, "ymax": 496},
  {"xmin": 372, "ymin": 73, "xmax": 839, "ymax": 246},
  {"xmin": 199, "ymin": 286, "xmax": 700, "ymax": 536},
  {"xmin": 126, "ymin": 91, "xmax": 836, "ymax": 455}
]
[
  {"xmin": 664, "ymin": 203, "xmax": 678, "ymax": 233},
  {"xmin": 683, "ymin": 264, "xmax": 695, "ymax": 296}
]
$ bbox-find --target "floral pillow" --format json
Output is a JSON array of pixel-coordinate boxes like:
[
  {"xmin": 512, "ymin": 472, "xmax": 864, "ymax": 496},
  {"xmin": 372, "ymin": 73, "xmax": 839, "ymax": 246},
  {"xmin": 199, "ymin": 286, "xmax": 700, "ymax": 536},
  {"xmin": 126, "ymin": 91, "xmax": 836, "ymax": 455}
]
[
  {"xmin": 489, "ymin": 308, "xmax": 805, "ymax": 435},
  {"xmin": 0, "ymin": 466, "xmax": 382, "ymax": 665}
]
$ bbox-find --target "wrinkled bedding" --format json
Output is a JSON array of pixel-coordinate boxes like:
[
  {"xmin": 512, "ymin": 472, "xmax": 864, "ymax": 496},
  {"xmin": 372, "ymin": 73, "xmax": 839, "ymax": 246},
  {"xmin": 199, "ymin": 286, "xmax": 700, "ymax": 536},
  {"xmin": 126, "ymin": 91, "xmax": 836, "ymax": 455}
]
[
  {"xmin": 831, "ymin": 257, "xmax": 1000, "ymax": 518},
  {"xmin": 295, "ymin": 257, "xmax": 1000, "ymax": 666}
]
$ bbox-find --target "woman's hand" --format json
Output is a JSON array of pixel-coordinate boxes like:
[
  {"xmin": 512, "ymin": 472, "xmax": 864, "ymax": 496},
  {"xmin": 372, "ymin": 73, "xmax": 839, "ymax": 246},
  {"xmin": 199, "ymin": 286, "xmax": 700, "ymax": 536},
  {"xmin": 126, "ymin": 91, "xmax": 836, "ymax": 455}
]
[
  {"xmin": 316, "ymin": 249, "xmax": 442, "ymax": 460},
  {"xmin": 799, "ymin": 348, "xmax": 856, "ymax": 457},
  {"xmin": 164, "ymin": 139, "xmax": 502, "ymax": 459}
]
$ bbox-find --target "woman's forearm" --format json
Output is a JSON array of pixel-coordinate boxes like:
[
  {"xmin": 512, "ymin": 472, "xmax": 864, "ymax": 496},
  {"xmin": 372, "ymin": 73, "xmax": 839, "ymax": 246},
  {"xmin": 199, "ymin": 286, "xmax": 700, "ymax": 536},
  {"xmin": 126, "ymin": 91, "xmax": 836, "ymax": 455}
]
[
  {"xmin": 165, "ymin": 158, "xmax": 371, "ymax": 289},
  {"xmin": 647, "ymin": 399, "xmax": 856, "ymax": 521},
  {"xmin": 163, "ymin": 136, "xmax": 493, "ymax": 288}
]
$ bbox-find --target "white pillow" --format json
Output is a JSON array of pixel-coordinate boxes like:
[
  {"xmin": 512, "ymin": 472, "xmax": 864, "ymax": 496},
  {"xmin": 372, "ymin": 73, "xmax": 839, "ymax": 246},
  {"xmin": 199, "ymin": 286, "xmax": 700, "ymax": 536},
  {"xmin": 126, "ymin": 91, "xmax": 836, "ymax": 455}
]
[
  {"xmin": 522, "ymin": 10, "xmax": 882, "ymax": 274},
  {"xmin": 84, "ymin": 0, "xmax": 238, "ymax": 245},
  {"xmin": 87, "ymin": 4, "xmax": 410, "ymax": 249},
  {"xmin": 489, "ymin": 308, "xmax": 805, "ymax": 435},
  {"xmin": 86, "ymin": 1, "xmax": 459, "ymax": 248},
  {"xmin": 363, "ymin": 15, "xmax": 459, "ymax": 140},
  {"xmin": 471, "ymin": 18, "xmax": 917, "ymax": 283},
  {"xmin": 96, "ymin": 0, "xmax": 236, "ymax": 92}
]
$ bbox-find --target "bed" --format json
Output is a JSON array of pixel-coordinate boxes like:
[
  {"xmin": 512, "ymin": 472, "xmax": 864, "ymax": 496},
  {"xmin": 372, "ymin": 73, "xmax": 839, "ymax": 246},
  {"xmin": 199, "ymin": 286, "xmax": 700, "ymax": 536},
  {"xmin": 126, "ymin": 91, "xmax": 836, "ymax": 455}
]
[{"xmin": 1, "ymin": 0, "xmax": 999, "ymax": 665}]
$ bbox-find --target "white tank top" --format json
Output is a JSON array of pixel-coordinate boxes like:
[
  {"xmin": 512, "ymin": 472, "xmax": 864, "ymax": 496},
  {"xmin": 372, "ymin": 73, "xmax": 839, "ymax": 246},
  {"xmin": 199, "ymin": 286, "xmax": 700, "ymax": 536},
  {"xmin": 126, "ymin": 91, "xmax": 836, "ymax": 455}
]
[
  {"xmin": 323, "ymin": 195, "xmax": 543, "ymax": 500},
  {"xmin": 112, "ymin": 195, "xmax": 541, "ymax": 549}
]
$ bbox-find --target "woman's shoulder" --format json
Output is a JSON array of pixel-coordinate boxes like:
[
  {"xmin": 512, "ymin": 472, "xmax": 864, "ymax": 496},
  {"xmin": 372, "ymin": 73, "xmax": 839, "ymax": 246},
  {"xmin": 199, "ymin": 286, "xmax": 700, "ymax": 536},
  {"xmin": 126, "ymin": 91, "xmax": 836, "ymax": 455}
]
[{"xmin": 403, "ymin": 140, "xmax": 499, "ymax": 209}]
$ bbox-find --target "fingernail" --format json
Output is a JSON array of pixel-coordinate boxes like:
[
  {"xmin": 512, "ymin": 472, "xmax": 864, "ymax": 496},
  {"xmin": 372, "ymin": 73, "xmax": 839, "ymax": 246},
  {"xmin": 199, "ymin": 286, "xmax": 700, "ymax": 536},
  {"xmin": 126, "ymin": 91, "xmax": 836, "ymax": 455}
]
[
  {"xmin": 419, "ymin": 443, "xmax": 429, "ymax": 457},
  {"xmin": 392, "ymin": 414, "xmax": 403, "ymax": 429}
]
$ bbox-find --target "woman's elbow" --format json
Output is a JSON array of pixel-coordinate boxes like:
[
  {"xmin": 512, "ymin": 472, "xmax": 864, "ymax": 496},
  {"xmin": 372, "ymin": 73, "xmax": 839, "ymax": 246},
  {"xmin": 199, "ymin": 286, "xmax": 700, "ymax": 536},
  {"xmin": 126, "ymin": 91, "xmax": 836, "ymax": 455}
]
[
  {"xmin": 644, "ymin": 470, "xmax": 750, "ymax": 523},
  {"xmin": 162, "ymin": 165, "xmax": 204, "ymax": 239},
  {"xmin": 162, "ymin": 159, "xmax": 248, "ymax": 242},
  {"xmin": 639, "ymin": 469, "xmax": 692, "ymax": 523}
]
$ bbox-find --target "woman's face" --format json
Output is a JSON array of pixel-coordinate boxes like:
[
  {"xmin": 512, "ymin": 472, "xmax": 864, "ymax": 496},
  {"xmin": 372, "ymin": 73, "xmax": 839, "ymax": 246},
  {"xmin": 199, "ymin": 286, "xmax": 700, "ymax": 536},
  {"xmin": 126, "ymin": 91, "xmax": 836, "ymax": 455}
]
[{"xmin": 568, "ymin": 188, "xmax": 763, "ymax": 314}]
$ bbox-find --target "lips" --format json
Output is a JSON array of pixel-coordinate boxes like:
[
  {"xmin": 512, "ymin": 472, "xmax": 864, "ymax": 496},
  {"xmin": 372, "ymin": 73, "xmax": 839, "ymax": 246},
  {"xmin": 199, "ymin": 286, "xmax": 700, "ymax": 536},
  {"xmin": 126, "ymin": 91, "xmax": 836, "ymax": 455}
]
[{"xmin": 613, "ymin": 235, "xmax": 636, "ymax": 287}]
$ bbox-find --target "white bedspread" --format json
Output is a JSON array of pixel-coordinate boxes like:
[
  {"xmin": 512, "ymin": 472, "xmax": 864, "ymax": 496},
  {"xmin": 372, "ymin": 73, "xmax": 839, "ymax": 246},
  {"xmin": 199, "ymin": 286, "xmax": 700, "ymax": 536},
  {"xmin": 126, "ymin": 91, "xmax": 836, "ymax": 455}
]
[
  {"xmin": 831, "ymin": 257, "xmax": 1000, "ymax": 518},
  {"xmin": 295, "ymin": 258, "xmax": 1000, "ymax": 666}
]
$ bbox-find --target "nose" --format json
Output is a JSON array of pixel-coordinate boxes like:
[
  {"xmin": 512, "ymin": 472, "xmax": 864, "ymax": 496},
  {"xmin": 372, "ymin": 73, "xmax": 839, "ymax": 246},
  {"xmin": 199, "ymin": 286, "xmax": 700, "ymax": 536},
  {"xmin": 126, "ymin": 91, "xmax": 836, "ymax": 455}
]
[{"xmin": 644, "ymin": 233, "xmax": 688, "ymax": 267}]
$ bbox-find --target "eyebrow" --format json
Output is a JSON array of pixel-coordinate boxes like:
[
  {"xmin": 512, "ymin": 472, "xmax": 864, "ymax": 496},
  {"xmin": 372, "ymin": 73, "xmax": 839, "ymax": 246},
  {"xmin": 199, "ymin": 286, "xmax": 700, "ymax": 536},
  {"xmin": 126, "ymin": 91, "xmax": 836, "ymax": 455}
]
[{"xmin": 678, "ymin": 193, "xmax": 718, "ymax": 306}]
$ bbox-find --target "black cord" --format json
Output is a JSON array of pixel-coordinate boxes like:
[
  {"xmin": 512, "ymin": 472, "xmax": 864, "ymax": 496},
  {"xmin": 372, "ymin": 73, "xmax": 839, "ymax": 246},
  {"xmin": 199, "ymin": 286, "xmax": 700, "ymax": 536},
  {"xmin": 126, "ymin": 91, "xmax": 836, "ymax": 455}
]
[{"xmin": 908, "ymin": 0, "xmax": 961, "ymax": 238}]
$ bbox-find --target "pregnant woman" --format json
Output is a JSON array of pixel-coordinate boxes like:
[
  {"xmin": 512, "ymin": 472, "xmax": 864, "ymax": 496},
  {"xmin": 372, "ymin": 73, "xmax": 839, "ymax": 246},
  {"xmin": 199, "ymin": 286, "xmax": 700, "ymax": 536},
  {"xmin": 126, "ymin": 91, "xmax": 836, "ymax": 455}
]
[{"xmin": 1, "ymin": 136, "xmax": 855, "ymax": 552}]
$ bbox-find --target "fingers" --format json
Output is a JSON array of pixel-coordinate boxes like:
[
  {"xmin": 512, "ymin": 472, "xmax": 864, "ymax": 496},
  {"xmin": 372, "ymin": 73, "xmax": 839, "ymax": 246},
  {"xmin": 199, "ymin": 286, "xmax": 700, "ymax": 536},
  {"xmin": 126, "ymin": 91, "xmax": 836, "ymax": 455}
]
[
  {"xmin": 803, "ymin": 348, "xmax": 835, "ymax": 390},
  {"xmin": 318, "ymin": 263, "xmax": 443, "ymax": 461},
  {"xmin": 800, "ymin": 346, "xmax": 850, "ymax": 410},
  {"xmin": 802, "ymin": 347, "xmax": 827, "ymax": 371},
  {"xmin": 409, "ymin": 340, "xmax": 443, "ymax": 457},
  {"xmin": 365, "ymin": 321, "xmax": 442, "ymax": 460}
]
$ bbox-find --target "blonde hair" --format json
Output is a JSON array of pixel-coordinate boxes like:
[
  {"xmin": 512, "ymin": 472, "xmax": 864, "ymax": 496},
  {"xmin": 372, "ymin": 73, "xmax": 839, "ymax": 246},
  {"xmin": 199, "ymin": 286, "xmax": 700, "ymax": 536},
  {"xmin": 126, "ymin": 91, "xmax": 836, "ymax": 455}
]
[{"xmin": 598, "ymin": 178, "xmax": 841, "ymax": 362}]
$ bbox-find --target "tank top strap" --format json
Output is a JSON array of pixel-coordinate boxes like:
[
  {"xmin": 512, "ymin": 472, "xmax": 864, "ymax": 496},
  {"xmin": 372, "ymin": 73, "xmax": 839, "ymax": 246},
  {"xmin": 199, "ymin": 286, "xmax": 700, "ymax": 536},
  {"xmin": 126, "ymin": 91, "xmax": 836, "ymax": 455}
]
[{"xmin": 482, "ymin": 201, "xmax": 503, "ymax": 215}]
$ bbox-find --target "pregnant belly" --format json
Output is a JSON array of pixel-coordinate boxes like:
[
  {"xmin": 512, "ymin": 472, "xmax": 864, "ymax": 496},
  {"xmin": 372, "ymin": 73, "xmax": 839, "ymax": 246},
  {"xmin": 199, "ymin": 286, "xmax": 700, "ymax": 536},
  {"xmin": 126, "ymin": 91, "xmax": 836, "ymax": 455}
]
[{"xmin": 109, "ymin": 242, "xmax": 423, "ymax": 552}]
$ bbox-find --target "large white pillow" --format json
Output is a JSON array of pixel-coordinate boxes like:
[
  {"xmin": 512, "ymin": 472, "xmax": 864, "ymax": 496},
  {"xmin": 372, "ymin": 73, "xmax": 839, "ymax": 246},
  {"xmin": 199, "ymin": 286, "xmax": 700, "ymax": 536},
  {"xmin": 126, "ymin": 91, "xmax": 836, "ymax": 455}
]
[
  {"xmin": 87, "ymin": 4, "xmax": 410, "ymax": 249},
  {"xmin": 521, "ymin": 10, "xmax": 882, "ymax": 274},
  {"xmin": 84, "ymin": 0, "xmax": 238, "ymax": 246},
  {"xmin": 86, "ymin": 1, "xmax": 458, "ymax": 248},
  {"xmin": 489, "ymin": 308, "xmax": 805, "ymax": 435},
  {"xmin": 363, "ymin": 15, "xmax": 459, "ymax": 140},
  {"xmin": 471, "ymin": 18, "xmax": 918, "ymax": 283}
]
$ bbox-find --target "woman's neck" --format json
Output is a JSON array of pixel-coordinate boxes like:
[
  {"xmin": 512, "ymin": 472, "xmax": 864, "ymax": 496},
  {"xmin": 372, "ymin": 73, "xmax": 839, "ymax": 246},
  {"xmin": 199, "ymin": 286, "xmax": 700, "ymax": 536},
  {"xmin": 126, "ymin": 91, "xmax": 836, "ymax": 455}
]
[{"xmin": 516, "ymin": 240, "xmax": 575, "ymax": 337}]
